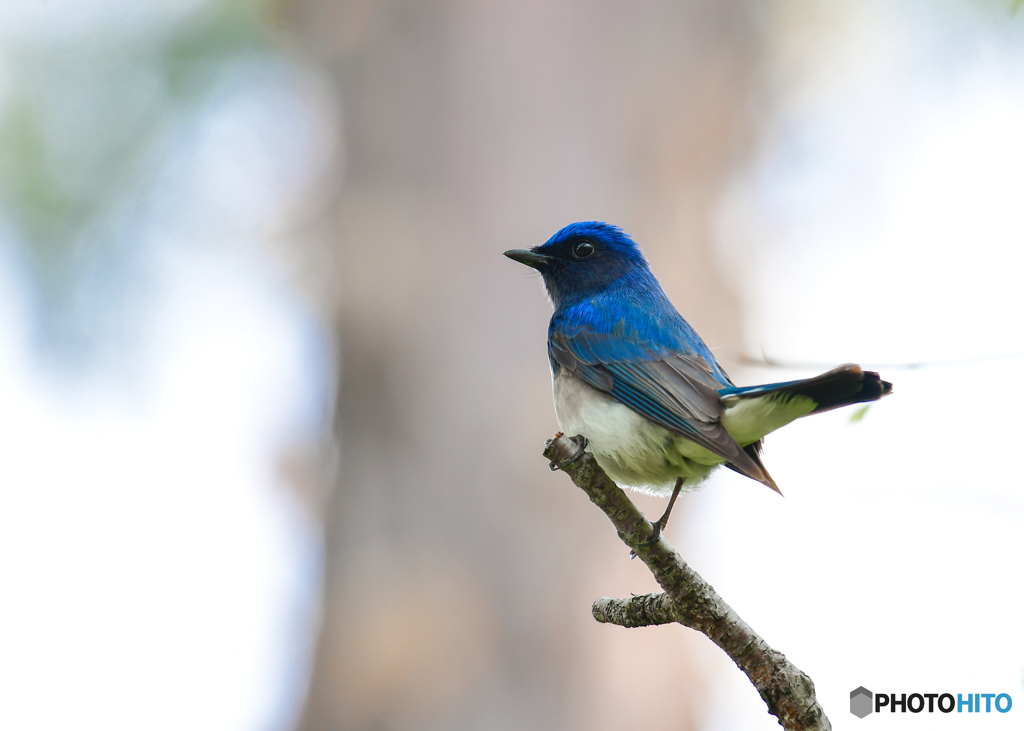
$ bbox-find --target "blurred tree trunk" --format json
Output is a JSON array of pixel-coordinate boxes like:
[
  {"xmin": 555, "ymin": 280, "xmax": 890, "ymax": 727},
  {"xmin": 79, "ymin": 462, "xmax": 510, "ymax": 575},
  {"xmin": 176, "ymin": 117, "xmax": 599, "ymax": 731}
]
[{"xmin": 280, "ymin": 1, "xmax": 764, "ymax": 729}]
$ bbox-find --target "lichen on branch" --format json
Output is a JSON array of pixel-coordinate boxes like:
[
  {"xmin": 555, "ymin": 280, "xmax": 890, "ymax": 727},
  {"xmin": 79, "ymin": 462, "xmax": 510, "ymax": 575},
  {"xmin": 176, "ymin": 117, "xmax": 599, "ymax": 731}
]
[{"xmin": 543, "ymin": 433, "xmax": 831, "ymax": 731}]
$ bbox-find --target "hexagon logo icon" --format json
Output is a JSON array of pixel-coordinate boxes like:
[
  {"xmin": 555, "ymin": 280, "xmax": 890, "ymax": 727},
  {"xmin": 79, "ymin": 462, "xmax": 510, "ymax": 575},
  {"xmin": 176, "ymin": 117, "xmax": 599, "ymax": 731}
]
[{"xmin": 850, "ymin": 687, "xmax": 873, "ymax": 718}]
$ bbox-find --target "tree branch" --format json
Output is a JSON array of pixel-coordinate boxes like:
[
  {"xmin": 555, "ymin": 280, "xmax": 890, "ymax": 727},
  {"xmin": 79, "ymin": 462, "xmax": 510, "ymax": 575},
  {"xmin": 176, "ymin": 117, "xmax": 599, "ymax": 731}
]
[{"xmin": 543, "ymin": 433, "xmax": 831, "ymax": 731}]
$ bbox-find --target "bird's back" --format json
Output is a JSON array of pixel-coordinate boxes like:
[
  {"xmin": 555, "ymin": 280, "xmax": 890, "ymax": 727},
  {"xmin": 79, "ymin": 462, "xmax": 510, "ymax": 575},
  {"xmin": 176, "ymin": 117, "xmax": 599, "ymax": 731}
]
[{"xmin": 549, "ymin": 269, "xmax": 732, "ymax": 386}]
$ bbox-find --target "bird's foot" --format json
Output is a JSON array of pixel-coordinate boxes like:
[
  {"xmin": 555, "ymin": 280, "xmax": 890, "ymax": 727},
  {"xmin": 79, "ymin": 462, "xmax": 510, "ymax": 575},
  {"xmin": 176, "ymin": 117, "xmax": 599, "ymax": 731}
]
[
  {"xmin": 629, "ymin": 519, "xmax": 666, "ymax": 559},
  {"xmin": 569, "ymin": 434, "xmax": 588, "ymax": 452},
  {"xmin": 629, "ymin": 517, "xmax": 667, "ymax": 559},
  {"xmin": 548, "ymin": 434, "xmax": 588, "ymax": 471},
  {"xmin": 644, "ymin": 518, "xmax": 667, "ymax": 546}
]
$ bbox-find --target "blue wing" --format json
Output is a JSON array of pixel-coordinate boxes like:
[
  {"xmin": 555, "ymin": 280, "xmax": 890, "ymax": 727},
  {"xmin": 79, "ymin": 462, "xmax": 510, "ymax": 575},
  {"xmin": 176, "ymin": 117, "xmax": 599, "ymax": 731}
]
[{"xmin": 548, "ymin": 323, "xmax": 772, "ymax": 485}]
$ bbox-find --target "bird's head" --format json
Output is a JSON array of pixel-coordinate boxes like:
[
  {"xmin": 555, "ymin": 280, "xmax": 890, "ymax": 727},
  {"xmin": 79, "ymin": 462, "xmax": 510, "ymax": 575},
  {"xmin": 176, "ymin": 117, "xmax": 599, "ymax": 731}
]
[{"xmin": 504, "ymin": 222, "xmax": 650, "ymax": 307}]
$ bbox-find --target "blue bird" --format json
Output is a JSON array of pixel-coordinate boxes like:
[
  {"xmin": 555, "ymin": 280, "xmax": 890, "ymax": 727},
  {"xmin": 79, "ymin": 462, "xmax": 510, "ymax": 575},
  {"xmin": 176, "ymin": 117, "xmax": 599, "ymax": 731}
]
[{"xmin": 505, "ymin": 222, "xmax": 892, "ymax": 538}]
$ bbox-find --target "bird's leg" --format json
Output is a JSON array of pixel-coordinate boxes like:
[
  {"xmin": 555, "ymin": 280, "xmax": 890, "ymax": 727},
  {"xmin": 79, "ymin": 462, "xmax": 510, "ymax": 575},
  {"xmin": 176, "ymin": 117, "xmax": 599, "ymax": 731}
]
[
  {"xmin": 630, "ymin": 477, "xmax": 684, "ymax": 558},
  {"xmin": 648, "ymin": 477, "xmax": 684, "ymax": 543}
]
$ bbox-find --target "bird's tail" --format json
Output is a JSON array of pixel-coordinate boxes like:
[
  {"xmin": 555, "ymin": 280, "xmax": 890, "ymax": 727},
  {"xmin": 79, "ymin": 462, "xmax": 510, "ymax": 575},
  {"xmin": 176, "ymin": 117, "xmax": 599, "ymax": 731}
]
[
  {"xmin": 718, "ymin": 364, "xmax": 892, "ymax": 491},
  {"xmin": 720, "ymin": 364, "xmax": 893, "ymax": 414}
]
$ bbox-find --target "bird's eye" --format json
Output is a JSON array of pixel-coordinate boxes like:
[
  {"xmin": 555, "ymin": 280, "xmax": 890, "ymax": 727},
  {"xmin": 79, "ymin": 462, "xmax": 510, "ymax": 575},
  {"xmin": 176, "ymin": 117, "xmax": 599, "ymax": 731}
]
[{"xmin": 572, "ymin": 240, "xmax": 595, "ymax": 259}]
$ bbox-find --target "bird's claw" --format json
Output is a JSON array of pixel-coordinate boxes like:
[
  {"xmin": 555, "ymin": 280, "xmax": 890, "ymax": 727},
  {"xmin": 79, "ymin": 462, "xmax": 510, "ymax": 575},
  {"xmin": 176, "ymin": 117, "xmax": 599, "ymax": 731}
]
[
  {"xmin": 549, "ymin": 434, "xmax": 588, "ymax": 471},
  {"xmin": 644, "ymin": 520, "xmax": 665, "ymax": 545},
  {"xmin": 629, "ymin": 520, "xmax": 665, "ymax": 558}
]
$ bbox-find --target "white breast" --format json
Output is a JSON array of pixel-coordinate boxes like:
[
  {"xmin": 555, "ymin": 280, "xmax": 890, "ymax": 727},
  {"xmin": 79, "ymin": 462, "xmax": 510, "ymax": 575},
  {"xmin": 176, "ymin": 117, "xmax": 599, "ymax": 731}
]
[{"xmin": 552, "ymin": 369, "xmax": 723, "ymax": 496}]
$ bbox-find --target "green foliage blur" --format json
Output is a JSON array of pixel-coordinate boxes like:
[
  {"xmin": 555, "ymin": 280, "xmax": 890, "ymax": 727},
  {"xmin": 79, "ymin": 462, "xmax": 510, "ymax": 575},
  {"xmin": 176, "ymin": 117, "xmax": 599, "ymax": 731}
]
[{"xmin": 0, "ymin": 0, "xmax": 278, "ymax": 358}]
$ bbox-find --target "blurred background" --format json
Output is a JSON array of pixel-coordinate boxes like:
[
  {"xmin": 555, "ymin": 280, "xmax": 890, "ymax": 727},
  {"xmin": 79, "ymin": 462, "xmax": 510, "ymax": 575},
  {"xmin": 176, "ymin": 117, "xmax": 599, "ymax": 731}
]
[{"xmin": 0, "ymin": 1, "xmax": 1022, "ymax": 730}]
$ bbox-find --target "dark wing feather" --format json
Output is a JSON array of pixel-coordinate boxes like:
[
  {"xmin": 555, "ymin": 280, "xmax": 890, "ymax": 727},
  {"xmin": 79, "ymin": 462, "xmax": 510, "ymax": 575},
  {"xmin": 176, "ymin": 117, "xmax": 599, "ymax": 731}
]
[{"xmin": 549, "ymin": 327, "xmax": 771, "ymax": 485}]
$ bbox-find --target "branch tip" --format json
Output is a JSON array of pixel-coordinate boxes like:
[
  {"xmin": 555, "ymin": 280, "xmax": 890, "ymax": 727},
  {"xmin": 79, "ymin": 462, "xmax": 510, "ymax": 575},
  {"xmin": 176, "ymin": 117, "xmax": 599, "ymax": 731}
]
[{"xmin": 541, "ymin": 433, "xmax": 831, "ymax": 731}]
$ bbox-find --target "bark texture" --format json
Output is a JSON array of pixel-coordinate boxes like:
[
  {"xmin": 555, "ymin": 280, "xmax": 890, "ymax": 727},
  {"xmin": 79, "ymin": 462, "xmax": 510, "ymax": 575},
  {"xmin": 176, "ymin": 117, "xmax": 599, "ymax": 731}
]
[{"xmin": 544, "ymin": 433, "xmax": 832, "ymax": 731}]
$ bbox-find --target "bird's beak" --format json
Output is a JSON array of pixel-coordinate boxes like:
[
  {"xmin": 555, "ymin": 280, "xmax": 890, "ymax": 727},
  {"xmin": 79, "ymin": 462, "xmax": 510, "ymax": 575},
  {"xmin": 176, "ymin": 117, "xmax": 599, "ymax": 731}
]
[{"xmin": 503, "ymin": 249, "xmax": 552, "ymax": 270}]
